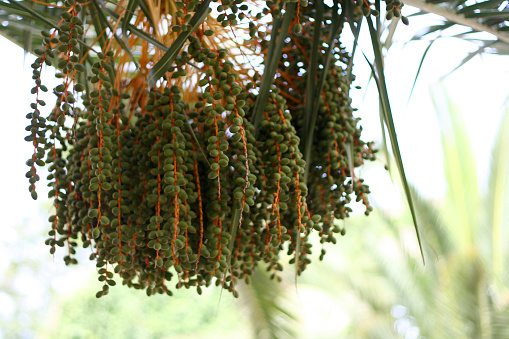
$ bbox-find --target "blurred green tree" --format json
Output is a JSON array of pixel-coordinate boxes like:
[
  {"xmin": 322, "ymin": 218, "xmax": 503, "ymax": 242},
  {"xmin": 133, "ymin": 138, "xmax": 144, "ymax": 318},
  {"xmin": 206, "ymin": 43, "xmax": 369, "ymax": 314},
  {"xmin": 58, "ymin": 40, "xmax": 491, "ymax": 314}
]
[
  {"xmin": 308, "ymin": 93, "xmax": 509, "ymax": 338},
  {"xmin": 35, "ymin": 265, "xmax": 300, "ymax": 339}
]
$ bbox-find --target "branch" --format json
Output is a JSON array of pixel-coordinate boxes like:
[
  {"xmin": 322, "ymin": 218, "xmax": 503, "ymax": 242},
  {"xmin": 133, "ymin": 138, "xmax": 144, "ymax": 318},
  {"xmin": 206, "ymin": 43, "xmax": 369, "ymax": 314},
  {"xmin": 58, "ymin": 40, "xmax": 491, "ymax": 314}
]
[{"xmin": 402, "ymin": 0, "xmax": 509, "ymax": 44}]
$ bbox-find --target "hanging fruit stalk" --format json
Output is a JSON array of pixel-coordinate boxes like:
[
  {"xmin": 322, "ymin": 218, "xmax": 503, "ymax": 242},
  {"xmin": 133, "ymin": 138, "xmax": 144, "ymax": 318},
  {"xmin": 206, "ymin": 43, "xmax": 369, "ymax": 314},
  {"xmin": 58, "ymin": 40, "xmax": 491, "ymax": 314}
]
[{"xmin": 23, "ymin": 0, "xmax": 390, "ymax": 297}]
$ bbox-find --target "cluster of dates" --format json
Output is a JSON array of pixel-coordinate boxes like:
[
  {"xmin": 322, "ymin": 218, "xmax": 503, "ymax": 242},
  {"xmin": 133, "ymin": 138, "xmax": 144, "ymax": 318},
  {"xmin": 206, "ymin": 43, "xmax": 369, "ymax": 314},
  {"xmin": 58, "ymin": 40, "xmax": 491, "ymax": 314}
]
[{"xmin": 25, "ymin": 0, "xmax": 376, "ymax": 297}]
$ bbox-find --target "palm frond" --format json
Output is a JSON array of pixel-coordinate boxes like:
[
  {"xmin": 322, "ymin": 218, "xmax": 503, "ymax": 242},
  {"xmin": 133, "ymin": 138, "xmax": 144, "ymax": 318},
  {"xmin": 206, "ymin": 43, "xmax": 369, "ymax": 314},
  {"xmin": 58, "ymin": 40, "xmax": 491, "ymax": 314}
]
[
  {"xmin": 431, "ymin": 88, "xmax": 480, "ymax": 249},
  {"xmin": 238, "ymin": 269, "xmax": 301, "ymax": 339},
  {"xmin": 492, "ymin": 303, "xmax": 509, "ymax": 338},
  {"xmin": 404, "ymin": 0, "xmax": 509, "ymax": 45},
  {"xmin": 486, "ymin": 108, "xmax": 509, "ymax": 288},
  {"xmin": 366, "ymin": 16, "xmax": 424, "ymax": 263}
]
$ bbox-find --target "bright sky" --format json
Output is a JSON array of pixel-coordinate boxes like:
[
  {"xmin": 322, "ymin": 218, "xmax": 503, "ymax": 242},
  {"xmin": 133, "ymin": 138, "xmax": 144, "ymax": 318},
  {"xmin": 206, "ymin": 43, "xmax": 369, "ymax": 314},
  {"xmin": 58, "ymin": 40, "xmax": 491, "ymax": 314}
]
[
  {"xmin": 346, "ymin": 13, "xmax": 509, "ymax": 208},
  {"xmin": 0, "ymin": 9, "xmax": 508, "ymax": 335}
]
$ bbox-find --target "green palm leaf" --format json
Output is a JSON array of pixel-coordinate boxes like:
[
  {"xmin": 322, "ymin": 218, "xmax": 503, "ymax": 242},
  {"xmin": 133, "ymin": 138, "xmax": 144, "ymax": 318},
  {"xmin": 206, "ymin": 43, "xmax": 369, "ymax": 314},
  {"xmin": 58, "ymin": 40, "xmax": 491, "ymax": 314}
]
[
  {"xmin": 486, "ymin": 108, "xmax": 509, "ymax": 289},
  {"xmin": 238, "ymin": 269, "xmax": 300, "ymax": 339},
  {"xmin": 404, "ymin": 0, "xmax": 509, "ymax": 56},
  {"xmin": 146, "ymin": 0, "xmax": 211, "ymax": 87},
  {"xmin": 366, "ymin": 16, "xmax": 424, "ymax": 263}
]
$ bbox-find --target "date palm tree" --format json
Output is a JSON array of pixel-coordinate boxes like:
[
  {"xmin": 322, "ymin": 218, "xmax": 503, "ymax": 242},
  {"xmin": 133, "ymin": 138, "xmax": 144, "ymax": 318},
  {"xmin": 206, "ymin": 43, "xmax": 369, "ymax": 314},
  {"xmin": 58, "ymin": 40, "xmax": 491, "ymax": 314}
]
[{"xmin": 1, "ymin": 0, "xmax": 509, "ymax": 337}]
